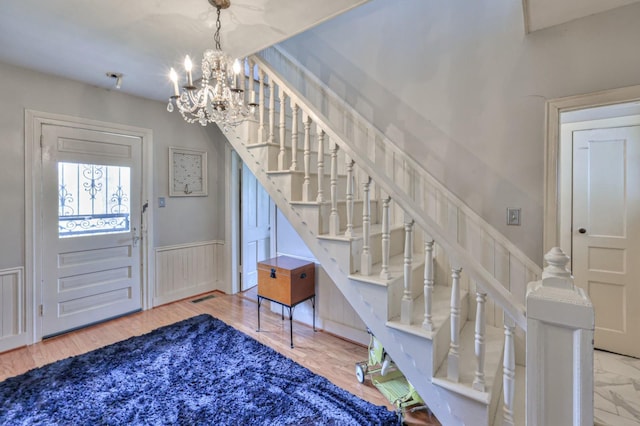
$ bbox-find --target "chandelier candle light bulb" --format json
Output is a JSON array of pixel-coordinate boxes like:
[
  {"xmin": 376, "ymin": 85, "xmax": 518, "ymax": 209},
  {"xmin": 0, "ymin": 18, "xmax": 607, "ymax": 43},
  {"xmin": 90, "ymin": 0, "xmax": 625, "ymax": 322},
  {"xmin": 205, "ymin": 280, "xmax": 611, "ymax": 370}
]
[
  {"xmin": 169, "ymin": 68, "xmax": 179, "ymax": 97},
  {"xmin": 233, "ymin": 58, "xmax": 241, "ymax": 89},
  {"xmin": 184, "ymin": 55, "xmax": 195, "ymax": 89}
]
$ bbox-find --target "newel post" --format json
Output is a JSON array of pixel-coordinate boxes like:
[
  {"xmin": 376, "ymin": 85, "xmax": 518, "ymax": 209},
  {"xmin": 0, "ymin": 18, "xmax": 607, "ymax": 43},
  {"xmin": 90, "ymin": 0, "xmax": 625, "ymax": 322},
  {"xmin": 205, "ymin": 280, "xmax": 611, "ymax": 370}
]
[{"xmin": 526, "ymin": 247, "xmax": 594, "ymax": 426}]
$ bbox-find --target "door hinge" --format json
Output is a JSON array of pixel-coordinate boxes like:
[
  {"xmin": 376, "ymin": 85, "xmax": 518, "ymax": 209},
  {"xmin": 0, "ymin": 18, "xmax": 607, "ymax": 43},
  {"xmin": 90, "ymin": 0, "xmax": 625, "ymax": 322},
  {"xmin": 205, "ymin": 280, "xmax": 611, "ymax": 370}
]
[
  {"xmin": 40, "ymin": 134, "xmax": 43, "ymax": 149},
  {"xmin": 39, "ymin": 304, "xmax": 44, "ymax": 316}
]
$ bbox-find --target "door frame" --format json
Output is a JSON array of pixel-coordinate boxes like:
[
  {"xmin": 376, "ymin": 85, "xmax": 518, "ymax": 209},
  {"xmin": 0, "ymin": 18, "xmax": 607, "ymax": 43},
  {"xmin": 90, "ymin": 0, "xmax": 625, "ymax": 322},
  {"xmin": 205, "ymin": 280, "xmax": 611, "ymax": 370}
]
[
  {"xmin": 543, "ymin": 84, "xmax": 640, "ymax": 253},
  {"xmin": 25, "ymin": 110, "xmax": 155, "ymax": 343},
  {"xmin": 225, "ymin": 147, "xmax": 277, "ymax": 295}
]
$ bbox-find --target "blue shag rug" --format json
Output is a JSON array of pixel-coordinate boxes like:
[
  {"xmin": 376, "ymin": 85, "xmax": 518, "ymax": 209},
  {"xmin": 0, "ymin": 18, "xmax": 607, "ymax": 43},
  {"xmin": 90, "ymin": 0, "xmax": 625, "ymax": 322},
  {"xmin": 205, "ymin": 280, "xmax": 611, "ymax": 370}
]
[{"xmin": 0, "ymin": 314, "xmax": 397, "ymax": 425}]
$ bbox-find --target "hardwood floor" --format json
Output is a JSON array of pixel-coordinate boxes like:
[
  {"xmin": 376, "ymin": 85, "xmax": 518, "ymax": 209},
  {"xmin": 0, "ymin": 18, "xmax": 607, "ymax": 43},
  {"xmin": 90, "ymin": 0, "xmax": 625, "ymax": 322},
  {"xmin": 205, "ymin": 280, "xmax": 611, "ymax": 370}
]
[{"xmin": 0, "ymin": 291, "xmax": 439, "ymax": 425}]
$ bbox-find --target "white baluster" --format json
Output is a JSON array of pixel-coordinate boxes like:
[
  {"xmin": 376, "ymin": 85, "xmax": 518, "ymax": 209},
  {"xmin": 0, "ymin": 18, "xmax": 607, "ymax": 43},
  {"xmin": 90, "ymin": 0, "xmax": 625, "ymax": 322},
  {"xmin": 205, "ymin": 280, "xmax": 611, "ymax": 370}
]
[
  {"xmin": 503, "ymin": 319, "xmax": 516, "ymax": 426},
  {"xmin": 247, "ymin": 59, "xmax": 255, "ymax": 106},
  {"xmin": 379, "ymin": 196, "xmax": 392, "ymax": 280},
  {"xmin": 473, "ymin": 291, "xmax": 487, "ymax": 392},
  {"xmin": 344, "ymin": 158, "xmax": 355, "ymax": 238},
  {"xmin": 290, "ymin": 103, "xmax": 299, "ymax": 171},
  {"xmin": 257, "ymin": 67, "xmax": 265, "ymax": 143},
  {"xmin": 401, "ymin": 219, "xmax": 414, "ymax": 324},
  {"xmin": 360, "ymin": 177, "xmax": 373, "ymax": 276},
  {"xmin": 422, "ymin": 238, "xmax": 435, "ymax": 331},
  {"xmin": 278, "ymin": 87, "xmax": 287, "ymax": 170},
  {"xmin": 316, "ymin": 126, "xmax": 325, "ymax": 203},
  {"xmin": 329, "ymin": 141, "xmax": 340, "ymax": 235},
  {"xmin": 268, "ymin": 78, "xmax": 275, "ymax": 145},
  {"xmin": 302, "ymin": 112, "xmax": 311, "ymax": 201},
  {"xmin": 240, "ymin": 58, "xmax": 247, "ymax": 101},
  {"xmin": 447, "ymin": 267, "xmax": 462, "ymax": 382}
]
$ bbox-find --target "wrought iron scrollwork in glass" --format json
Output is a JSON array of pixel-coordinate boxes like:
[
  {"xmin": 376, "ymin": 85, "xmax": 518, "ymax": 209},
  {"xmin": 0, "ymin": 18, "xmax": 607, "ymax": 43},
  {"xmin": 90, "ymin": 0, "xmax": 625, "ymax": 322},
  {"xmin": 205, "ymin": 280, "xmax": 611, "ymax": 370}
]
[{"xmin": 58, "ymin": 162, "xmax": 131, "ymax": 237}]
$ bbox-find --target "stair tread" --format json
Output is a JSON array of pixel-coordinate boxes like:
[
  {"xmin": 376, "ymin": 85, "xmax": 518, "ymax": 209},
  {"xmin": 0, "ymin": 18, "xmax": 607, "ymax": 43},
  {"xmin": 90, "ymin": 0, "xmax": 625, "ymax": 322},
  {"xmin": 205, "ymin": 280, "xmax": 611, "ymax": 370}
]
[
  {"xmin": 432, "ymin": 321, "xmax": 504, "ymax": 404},
  {"xmin": 290, "ymin": 198, "xmax": 380, "ymax": 207},
  {"xmin": 349, "ymin": 249, "xmax": 425, "ymax": 286},
  {"xmin": 247, "ymin": 141, "xmax": 327, "ymax": 155},
  {"xmin": 317, "ymin": 223, "xmax": 405, "ymax": 242},
  {"xmin": 266, "ymin": 170, "xmax": 348, "ymax": 181},
  {"xmin": 385, "ymin": 285, "xmax": 458, "ymax": 339},
  {"xmin": 246, "ymin": 141, "xmax": 280, "ymax": 148}
]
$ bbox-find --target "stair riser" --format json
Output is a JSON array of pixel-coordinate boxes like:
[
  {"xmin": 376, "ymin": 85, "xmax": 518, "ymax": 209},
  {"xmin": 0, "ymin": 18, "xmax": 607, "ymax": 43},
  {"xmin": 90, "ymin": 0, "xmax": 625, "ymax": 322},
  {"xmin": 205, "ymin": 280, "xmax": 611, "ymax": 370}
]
[
  {"xmin": 334, "ymin": 199, "xmax": 380, "ymax": 232},
  {"xmin": 348, "ymin": 225, "xmax": 405, "ymax": 274},
  {"xmin": 351, "ymin": 279, "xmax": 390, "ymax": 321},
  {"xmin": 438, "ymin": 387, "xmax": 494, "ymax": 425},
  {"xmin": 316, "ymin": 237, "xmax": 354, "ymax": 276},
  {"xmin": 365, "ymin": 225, "xmax": 402, "ymax": 263},
  {"xmin": 382, "ymin": 262, "xmax": 425, "ymax": 320},
  {"xmin": 291, "ymin": 203, "xmax": 330, "ymax": 236},
  {"xmin": 246, "ymin": 142, "xmax": 280, "ymax": 171},
  {"xmin": 433, "ymin": 291, "xmax": 470, "ymax": 374},
  {"xmin": 387, "ymin": 279, "xmax": 402, "ymax": 320}
]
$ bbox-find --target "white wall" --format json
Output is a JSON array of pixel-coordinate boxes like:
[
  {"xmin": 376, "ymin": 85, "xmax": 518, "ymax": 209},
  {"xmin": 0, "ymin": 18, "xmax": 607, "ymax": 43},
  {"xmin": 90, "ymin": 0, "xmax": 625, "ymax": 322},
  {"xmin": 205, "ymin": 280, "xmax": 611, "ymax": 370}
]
[
  {"xmin": 278, "ymin": 0, "xmax": 640, "ymax": 264},
  {"xmin": 0, "ymin": 60, "xmax": 226, "ymax": 270}
]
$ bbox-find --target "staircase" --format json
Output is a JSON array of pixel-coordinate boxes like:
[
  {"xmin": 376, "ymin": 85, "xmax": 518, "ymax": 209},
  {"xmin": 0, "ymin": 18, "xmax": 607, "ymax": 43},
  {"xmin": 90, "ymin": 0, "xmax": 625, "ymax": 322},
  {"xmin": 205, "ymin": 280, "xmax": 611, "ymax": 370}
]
[{"xmin": 219, "ymin": 47, "xmax": 544, "ymax": 425}]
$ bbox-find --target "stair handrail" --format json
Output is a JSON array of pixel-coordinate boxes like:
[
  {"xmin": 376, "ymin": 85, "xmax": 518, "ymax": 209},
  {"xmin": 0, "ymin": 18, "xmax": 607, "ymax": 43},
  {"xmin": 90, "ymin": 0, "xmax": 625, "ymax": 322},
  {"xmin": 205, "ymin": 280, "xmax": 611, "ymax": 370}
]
[{"xmin": 252, "ymin": 50, "xmax": 535, "ymax": 330}]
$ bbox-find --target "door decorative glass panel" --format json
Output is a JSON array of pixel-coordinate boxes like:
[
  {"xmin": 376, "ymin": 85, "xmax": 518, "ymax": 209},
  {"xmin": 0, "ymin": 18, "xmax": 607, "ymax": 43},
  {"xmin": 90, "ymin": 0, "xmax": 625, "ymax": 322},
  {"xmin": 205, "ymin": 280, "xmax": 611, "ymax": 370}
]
[{"xmin": 58, "ymin": 162, "xmax": 131, "ymax": 237}]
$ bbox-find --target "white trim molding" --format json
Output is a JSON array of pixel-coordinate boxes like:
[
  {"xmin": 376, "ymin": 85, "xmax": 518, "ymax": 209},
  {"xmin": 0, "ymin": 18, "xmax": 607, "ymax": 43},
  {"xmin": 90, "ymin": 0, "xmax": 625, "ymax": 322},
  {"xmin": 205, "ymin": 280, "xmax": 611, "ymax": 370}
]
[
  {"xmin": 544, "ymin": 84, "xmax": 640, "ymax": 253},
  {"xmin": 0, "ymin": 267, "xmax": 26, "ymax": 352},
  {"xmin": 24, "ymin": 109, "xmax": 154, "ymax": 344}
]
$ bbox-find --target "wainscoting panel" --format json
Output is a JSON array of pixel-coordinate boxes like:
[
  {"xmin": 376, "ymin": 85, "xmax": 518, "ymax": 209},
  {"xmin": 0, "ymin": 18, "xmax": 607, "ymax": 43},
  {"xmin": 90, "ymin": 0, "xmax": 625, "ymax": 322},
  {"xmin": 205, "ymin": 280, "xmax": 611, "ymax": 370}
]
[
  {"xmin": 154, "ymin": 241, "xmax": 221, "ymax": 306},
  {"xmin": 0, "ymin": 267, "xmax": 26, "ymax": 353},
  {"xmin": 317, "ymin": 267, "xmax": 368, "ymax": 345}
]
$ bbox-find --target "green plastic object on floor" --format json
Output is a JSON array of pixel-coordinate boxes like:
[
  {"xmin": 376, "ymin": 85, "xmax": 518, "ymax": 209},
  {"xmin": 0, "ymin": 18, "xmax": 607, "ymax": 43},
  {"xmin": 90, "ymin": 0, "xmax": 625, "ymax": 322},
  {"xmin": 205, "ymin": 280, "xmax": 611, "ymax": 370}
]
[{"xmin": 355, "ymin": 330, "xmax": 428, "ymax": 418}]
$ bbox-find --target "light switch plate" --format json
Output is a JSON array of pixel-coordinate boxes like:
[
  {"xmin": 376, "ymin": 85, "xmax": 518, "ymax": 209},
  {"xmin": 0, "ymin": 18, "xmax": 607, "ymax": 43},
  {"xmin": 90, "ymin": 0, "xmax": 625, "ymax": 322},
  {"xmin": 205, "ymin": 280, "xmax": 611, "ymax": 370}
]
[
  {"xmin": 507, "ymin": 208, "xmax": 521, "ymax": 226},
  {"xmin": 158, "ymin": 197, "xmax": 166, "ymax": 208}
]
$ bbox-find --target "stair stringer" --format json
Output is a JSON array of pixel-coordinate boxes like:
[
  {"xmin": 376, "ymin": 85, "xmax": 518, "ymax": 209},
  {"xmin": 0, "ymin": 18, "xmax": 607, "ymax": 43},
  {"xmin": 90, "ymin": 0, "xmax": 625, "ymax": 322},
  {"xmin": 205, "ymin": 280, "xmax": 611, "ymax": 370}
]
[{"xmin": 224, "ymin": 125, "xmax": 491, "ymax": 425}]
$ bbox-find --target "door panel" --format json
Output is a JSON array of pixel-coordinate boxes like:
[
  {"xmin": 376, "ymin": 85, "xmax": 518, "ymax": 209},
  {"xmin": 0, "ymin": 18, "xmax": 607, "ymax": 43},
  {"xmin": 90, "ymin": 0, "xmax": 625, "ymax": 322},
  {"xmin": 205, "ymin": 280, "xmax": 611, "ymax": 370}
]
[
  {"xmin": 41, "ymin": 124, "xmax": 142, "ymax": 337},
  {"xmin": 241, "ymin": 163, "xmax": 271, "ymax": 291},
  {"xmin": 573, "ymin": 126, "xmax": 640, "ymax": 357}
]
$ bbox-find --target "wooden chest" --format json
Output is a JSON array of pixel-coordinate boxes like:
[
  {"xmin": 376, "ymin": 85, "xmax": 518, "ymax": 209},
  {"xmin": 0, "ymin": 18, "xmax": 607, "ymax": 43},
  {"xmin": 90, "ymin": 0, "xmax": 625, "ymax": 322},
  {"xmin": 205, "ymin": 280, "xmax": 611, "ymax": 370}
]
[{"xmin": 257, "ymin": 256, "xmax": 315, "ymax": 306}]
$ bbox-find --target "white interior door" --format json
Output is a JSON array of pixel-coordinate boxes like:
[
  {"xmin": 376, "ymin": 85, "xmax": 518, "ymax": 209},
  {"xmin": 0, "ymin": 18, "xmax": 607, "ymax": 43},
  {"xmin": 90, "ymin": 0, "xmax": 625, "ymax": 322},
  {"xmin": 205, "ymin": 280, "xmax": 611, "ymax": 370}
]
[
  {"xmin": 573, "ymin": 125, "xmax": 640, "ymax": 358},
  {"xmin": 241, "ymin": 163, "xmax": 271, "ymax": 291},
  {"xmin": 41, "ymin": 124, "xmax": 142, "ymax": 337}
]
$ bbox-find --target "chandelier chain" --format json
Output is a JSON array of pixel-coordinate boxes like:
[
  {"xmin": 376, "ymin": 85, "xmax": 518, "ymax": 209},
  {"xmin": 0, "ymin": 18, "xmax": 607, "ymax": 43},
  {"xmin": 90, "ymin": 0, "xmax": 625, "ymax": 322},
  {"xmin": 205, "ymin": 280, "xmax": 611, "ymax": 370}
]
[{"xmin": 214, "ymin": 7, "xmax": 222, "ymax": 50}]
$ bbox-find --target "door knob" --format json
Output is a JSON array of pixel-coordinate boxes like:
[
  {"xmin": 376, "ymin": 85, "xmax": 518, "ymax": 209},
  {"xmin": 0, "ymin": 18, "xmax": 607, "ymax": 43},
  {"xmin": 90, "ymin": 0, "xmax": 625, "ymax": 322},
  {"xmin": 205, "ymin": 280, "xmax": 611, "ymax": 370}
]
[
  {"xmin": 578, "ymin": 228, "xmax": 587, "ymax": 234},
  {"xmin": 132, "ymin": 227, "xmax": 141, "ymax": 246}
]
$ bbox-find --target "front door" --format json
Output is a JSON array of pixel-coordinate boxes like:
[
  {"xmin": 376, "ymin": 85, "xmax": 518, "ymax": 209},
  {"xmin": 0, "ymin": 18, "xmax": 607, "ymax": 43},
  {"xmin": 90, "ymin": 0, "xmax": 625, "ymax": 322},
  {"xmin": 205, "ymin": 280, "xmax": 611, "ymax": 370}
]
[
  {"xmin": 41, "ymin": 124, "xmax": 142, "ymax": 337},
  {"xmin": 241, "ymin": 163, "xmax": 271, "ymax": 291},
  {"xmin": 573, "ymin": 125, "xmax": 640, "ymax": 358}
]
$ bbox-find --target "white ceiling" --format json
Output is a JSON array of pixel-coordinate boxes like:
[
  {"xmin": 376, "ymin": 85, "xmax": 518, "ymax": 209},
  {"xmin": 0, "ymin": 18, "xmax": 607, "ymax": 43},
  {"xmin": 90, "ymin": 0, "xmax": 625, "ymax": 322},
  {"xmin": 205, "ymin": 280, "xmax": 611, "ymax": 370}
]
[
  {"xmin": 1, "ymin": 0, "xmax": 636, "ymax": 102},
  {"xmin": 523, "ymin": 0, "xmax": 640, "ymax": 32},
  {"xmin": 0, "ymin": 0, "xmax": 367, "ymax": 101}
]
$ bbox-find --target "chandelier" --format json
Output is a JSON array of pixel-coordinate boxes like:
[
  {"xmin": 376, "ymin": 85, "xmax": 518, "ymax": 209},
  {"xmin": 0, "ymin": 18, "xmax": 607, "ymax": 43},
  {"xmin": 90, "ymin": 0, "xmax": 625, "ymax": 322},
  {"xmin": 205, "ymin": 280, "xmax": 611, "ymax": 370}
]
[{"xmin": 167, "ymin": 0, "xmax": 256, "ymax": 130}]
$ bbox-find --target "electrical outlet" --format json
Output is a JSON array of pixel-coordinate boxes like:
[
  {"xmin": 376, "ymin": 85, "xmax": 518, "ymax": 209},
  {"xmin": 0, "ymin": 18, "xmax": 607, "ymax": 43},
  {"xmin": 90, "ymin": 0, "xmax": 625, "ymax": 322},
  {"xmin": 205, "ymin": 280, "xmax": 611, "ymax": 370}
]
[
  {"xmin": 507, "ymin": 208, "xmax": 521, "ymax": 226},
  {"xmin": 158, "ymin": 197, "xmax": 166, "ymax": 208}
]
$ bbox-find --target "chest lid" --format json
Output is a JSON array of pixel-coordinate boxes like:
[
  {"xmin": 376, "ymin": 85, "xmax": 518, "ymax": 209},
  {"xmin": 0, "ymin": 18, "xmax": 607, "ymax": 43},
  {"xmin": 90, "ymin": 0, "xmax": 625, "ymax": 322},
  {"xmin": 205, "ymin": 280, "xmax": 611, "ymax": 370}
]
[{"xmin": 258, "ymin": 256, "xmax": 314, "ymax": 274}]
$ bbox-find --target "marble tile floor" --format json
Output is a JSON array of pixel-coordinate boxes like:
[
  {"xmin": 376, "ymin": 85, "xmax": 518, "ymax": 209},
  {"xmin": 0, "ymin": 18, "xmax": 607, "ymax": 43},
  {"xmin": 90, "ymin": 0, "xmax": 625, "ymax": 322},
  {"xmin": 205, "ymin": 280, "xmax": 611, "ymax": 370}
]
[{"xmin": 595, "ymin": 350, "xmax": 640, "ymax": 426}]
